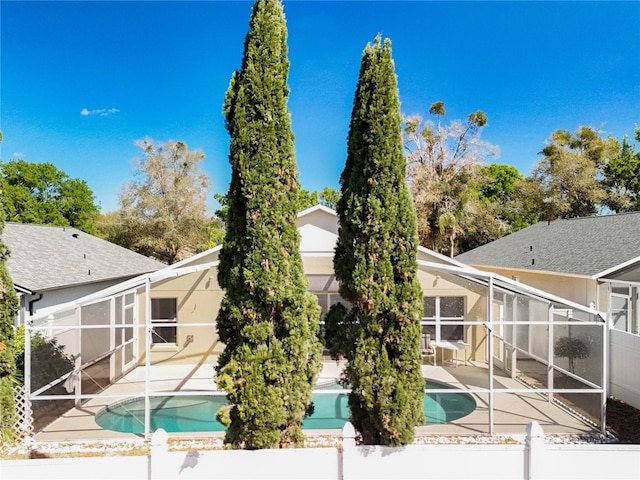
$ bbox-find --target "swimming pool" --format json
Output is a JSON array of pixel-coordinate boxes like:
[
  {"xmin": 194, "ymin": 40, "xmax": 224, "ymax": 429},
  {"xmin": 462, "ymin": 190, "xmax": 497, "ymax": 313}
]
[{"xmin": 95, "ymin": 380, "xmax": 476, "ymax": 434}]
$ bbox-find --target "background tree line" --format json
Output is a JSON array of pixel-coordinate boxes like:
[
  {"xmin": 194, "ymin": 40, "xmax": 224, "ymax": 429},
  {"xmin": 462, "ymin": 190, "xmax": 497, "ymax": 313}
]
[
  {"xmin": 404, "ymin": 108, "xmax": 640, "ymax": 257},
  {"xmin": 0, "ymin": 139, "xmax": 225, "ymax": 264},
  {"xmin": 2, "ymin": 125, "xmax": 639, "ymax": 261}
]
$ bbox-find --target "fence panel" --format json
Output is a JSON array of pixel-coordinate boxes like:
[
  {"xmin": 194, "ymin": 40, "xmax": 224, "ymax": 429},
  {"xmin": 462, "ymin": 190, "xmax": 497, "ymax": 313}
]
[
  {"xmin": 533, "ymin": 445, "xmax": 640, "ymax": 480},
  {"xmin": 2, "ymin": 439, "xmax": 639, "ymax": 480},
  {"xmin": 609, "ymin": 329, "xmax": 640, "ymax": 409}
]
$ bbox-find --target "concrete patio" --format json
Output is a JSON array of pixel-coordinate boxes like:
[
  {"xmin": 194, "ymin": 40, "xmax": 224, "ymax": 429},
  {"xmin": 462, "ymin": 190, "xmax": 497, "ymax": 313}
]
[{"xmin": 32, "ymin": 360, "xmax": 599, "ymax": 443}]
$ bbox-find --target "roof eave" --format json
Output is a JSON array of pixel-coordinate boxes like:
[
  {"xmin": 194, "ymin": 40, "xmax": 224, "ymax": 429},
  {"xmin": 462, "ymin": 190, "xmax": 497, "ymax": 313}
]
[
  {"xmin": 14, "ymin": 284, "xmax": 35, "ymax": 295},
  {"xmin": 466, "ymin": 264, "xmax": 594, "ymax": 280},
  {"xmin": 592, "ymin": 254, "xmax": 640, "ymax": 279},
  {"xmin": 23, "ymin": 271, "xmax": 162, "ymax": 293},
  {"xmin": 419, "ymin": 246, "xmax": 472, "ymax": 269},
  {"xmin": 297, "ymin": 204, "xmax": 336, "ymax": 218},
  {"xmin": 418, "ymin": 260, "xmax": 604, "ymax": 320}
]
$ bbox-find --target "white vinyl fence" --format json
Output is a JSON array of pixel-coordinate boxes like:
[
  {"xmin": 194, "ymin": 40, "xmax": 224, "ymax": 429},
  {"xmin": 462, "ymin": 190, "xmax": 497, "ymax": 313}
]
[
  {"xmin": 609, "ymin": 329, "xmax": 640, "ymax": 409},
  {"xmin": 2, "ymin": 422, "xmax": 639, "ymax": 480}
]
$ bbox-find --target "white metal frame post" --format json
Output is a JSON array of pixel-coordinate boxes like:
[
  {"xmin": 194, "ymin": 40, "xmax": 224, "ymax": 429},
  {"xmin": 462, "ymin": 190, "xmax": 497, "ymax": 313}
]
[
  {"xmin": 511, "ymin": 295, "xmax": 518, "ymax": 380},
  {"xmin": 547, "ymin": 307, "xmax": 554, "ymax": 403},
  {"xmin": 24, "ymin": 311, "xmax": 32, "ymax": 406},
  {"xmin": 601, "ymin": 317, "xmax": 608, "ymax": 435},
  {"xmin": 144, "ymin": 277, "xmax": 152, "ymax": 440},
  {"xmin": 487, "ymin": 276, "xmax": 494, "ymax": 436},
  {"xmin": 74, "ymin": 306, "xmax": 82, "ymax": 408}
]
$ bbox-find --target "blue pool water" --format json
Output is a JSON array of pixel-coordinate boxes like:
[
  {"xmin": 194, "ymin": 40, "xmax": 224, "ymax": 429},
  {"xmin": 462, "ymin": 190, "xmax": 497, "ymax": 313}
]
[{"xmin": 95, "ymin": 380, "xmax": 476, "ymax": 434}]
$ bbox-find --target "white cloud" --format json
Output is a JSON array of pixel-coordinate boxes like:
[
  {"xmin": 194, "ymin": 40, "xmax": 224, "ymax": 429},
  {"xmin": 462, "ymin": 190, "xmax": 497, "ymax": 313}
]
[
  {"xmin": 80, "ymin": 107, "xmax": 120, "ymax": 117},
  {"xmin": 13, "ymin": 152, "xmax": 25, "ymax": 158}
]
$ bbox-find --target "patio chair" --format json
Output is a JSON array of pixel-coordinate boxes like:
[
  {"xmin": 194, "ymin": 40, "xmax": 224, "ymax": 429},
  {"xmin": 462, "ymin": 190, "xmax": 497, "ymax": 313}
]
[{"xmin": 421, "ymin": 333, "xmax": 436, "ymax": 366}]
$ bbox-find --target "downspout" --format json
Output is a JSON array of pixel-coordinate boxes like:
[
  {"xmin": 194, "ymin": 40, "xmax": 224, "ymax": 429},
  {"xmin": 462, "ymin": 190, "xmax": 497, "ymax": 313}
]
[{"xmin": 28, "ymin": 293, "xmax": 43, "ymax": 316}]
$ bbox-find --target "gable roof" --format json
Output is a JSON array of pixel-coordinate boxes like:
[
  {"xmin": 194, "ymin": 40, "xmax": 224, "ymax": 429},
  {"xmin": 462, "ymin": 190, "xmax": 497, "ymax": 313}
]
[
  {"xmin": 170, "ymin": 204, "xmax": 467, "ymax": 270},
  {"xmin": 3, "ymin": 223, "xmax": 166, "ymax": 292},
  {"xmin": 455, "ymin": 212, "xmax": 640, "ymax": 278},
  {"xmin": 296, "ymin": 205, "xmax": 469, "ymax": 268}
]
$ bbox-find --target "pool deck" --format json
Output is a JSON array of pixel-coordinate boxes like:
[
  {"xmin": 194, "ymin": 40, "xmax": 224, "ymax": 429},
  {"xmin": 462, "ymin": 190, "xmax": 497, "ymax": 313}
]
[{"xmin": 32, "ymin": 360, "xmax": 599, "ymax": 443}]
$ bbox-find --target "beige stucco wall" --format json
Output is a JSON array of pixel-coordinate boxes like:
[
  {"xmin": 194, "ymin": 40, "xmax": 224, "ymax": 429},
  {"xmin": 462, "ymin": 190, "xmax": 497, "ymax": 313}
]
[
  {"xmin": 470, "ymin": 266, "xmax": 600, "ymax": 310},
  {"xmin": 139, "ymin": 256, "xmax": 488, "ymax": 367},
  {"xmin": 417, "ymin": 267, "xmax": 488, "ymax": 363},
  {"xmin": 133, "ymin": 252, "xmax": 556, "ymax": 369},
  {"xmin": 301, "ymin": 255, "xmax": 334, "ymax": 275},
  {"xmin": 135, "ymin": 262, "xmax": 224, "ymax": 367},
  {"xmin": 134, "ymin": 249, "xmax": 337, "ymax": 368},
  {"xmin": 130, "ymin": 218, "xmax": 503, "ymax": 369}
]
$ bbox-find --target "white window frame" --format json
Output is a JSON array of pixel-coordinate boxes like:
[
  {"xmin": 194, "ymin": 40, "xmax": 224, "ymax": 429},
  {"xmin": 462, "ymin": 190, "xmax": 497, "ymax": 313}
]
[
  {"xmin": 151, "ymin": 298, "xmax": 178, "ymax": 345},
  {"xmin": 422, "ymin": 296, "xmax": 465, "ymax": 343}
]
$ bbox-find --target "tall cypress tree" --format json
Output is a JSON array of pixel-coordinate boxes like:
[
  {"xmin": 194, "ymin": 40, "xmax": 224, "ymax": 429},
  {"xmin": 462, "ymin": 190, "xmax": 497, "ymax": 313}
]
[
  {"xmin": 334, "ymin": 37, "xmax": 424, "ymax": 446},
  {"xmin": 0, "ymin": 180, "xmax": 20, "ymax": 442},
  {"xmin": 215, "ymin": 0, "xmax": 322, "ymax": 449}
]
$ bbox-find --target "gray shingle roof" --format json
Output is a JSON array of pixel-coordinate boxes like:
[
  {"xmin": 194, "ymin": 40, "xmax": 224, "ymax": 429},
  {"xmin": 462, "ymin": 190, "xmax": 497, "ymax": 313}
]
[
  {"xmin": 455, "ymin": 212, "xmax": 640, "ymax": 277},
  {"xmin": 3, "ymin": 223, "xmax": 166, "ymax": 291}
]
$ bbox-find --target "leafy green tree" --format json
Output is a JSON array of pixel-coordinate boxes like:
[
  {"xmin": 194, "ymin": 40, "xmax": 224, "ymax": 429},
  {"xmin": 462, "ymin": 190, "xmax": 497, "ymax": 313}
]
[
  {"xmin": 555, "ymin": 336, "xmax": 589, "ymax": 374},
  {"xmin": 319, "ymin": 187, "xmax": 340, "ymax": 210},
  {"xmin": 531, "ymin": 127, "xmax": 618, "ymax": 219},
  {"xmin": 14, "ymin": 329, "xmax": 74, "ymax": 394},
  {"xmin": 12, "ymin": 326, "xmax": 76, "ymax": 433},
  {"xmin": 480, "ymin": 164, "xmax": 522, "ymax": 202},
  {"xmin": 506, "ymin": 176, "xmax": 547, "ymax": 227},
  {"xmin": 214, "ymin": 0, "xmax": 322, "ymax": 449},
  {"xmin": 602, "ymin": 129, "xmax": 640, "ymax": 213},
  {"xmin": 95, "ymin": 211, "xmax": 145, "ymax": 254},
  {"xmin": 109, "ymin": 138, "xmax": 211, "ymax": 264},
  {"xmin": 298, "ymin": 187, "xmax": 340, "ymax": 211},
  {"xmin": 196, "ymin": 218, "xmax": 226, "ymax": 252},
  {"xmin": 333, "ymin": 36, "xmax": 424, "ymax": 446},
  {"xmin": 212, "ymin": 192, "xmax": 230, "ymax": 225},
  {"xmin": 0, "ymin": 160, "xmax": 99, "ymax": 233},
  {"xmin": 0, "ymin": 166, "xmax": 20, "ymax": 442},
  {"xmin": 216, "ymin": 187, "xmax": 339, "ymax": 224},
  {"xmin": 298, "ymin": 189, "xmax": 319, "ymax": 210},
  {"xmin": 455, "ymin": 163, "xmax": 539, "ymax": 252}
]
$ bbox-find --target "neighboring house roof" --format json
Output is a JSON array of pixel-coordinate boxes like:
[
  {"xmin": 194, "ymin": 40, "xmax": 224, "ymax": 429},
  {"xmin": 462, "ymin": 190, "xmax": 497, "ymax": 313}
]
[
  {"xmin": 455, "ymin": 212, "xmax": 640, "ymax": 278},
  {"xmin": 3, "ymin": 223, "xmax": 166, "ymax": 292}
]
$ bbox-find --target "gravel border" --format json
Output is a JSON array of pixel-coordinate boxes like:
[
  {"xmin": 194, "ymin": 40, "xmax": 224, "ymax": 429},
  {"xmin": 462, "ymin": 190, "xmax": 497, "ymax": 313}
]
[{"xmin": 1, "ymin": 430, "xmax": 619, "ymax": 460}]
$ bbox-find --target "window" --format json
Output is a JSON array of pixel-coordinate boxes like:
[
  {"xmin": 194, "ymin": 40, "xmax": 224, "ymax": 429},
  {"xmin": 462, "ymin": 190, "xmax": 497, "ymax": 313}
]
[
  {"xmin": 151, "ymin": 298, "xmax": 177, "ymax": 344},
  {"xmin": 307, "ymin": 275, "xmax": 351, "ymax": 347},
  {"xmin": 313, "ymin": 293, "xmax": 351, "ymax": 319},
  {"xmin": 610, "ymin": 284, "xmax": 639, "ymax": 334},
  {"xmin": 422, "ymin": 296, "xmax": 465, "ymax": 342}
]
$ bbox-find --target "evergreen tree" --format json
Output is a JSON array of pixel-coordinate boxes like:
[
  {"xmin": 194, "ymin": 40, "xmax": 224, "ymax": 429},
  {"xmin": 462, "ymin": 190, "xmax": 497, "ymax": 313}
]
[
  {"xmin": 333, "ymin": 37, "xmax": 424, "ymax": 446},
  {"xmin": 0, "ymin": 176, "xmax": 20, "ymax": 442},
  {"xmin": 214, "ymin": 0, "xmax": 322, "ymax": 449}
]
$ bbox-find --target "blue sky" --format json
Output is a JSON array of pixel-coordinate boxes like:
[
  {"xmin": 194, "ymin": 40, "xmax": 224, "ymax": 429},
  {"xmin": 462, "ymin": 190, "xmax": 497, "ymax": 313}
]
[{"xmin": 2, "ymin": 1, "xmax": 639, "ymax": 213}]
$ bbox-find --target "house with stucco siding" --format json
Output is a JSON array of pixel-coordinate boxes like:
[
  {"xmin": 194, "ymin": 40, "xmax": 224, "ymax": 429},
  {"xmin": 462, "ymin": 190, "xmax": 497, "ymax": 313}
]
[{"xmin": 455, "ymin": 212, "xmax": 640, "ymax": 408}]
